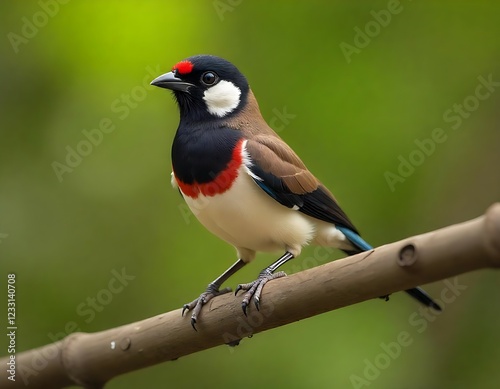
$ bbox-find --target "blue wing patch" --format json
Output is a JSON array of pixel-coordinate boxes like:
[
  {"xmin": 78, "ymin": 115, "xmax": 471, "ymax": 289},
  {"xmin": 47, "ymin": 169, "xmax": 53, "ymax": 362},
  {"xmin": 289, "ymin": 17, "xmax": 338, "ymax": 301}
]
[
  {"xmin": 254, "ymin": 179, "xmax": 279, "ymax": 201},
  {"xmin": 336, "ymin": 226, "xmax": 373, "ymax": 251}
]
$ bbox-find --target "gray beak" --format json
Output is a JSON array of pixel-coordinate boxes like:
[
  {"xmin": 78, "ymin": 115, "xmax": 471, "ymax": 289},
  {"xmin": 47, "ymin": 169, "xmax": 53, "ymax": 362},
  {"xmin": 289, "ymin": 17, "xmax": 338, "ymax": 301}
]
[{"xmin": 150, "ymin": 71, "xmax": 194, "ymax": 92}]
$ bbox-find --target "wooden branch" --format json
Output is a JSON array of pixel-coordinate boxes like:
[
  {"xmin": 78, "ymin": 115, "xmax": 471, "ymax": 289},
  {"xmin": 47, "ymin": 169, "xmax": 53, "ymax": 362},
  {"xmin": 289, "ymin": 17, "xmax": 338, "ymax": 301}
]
[{"xmin": 3, "ymin": 203, "xmax": 500, "ymax": 389}]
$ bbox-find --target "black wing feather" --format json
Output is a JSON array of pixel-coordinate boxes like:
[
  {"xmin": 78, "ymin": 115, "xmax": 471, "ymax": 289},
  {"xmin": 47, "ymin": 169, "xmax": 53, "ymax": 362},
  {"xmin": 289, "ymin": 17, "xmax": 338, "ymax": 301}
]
[{"xmin": 248, "ymin": 163, "xmax": 359, "ymax": 234}]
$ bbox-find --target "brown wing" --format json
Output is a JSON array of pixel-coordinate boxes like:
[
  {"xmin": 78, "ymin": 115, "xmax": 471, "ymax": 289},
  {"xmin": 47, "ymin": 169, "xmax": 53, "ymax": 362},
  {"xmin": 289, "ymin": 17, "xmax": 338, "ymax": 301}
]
[
  {"xmin": 245, "ymin": 137, "xmax": 359, "ymax": 233},
  {"xmin": 246, "ymin": 135, "xmax": 317, "ymax": 194}
]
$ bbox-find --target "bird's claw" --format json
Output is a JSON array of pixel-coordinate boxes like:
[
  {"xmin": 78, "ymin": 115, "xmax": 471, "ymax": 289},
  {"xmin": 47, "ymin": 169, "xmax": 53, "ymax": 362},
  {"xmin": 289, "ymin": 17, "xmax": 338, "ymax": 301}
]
[
  {"xmin": 181, "ymin": 286, "xmax": 232, "ymax": 330},
  {"xmin": 181, "ymin": 304, "xmax": 190, "ymax": 317},
  {"xmin": 236, "ymin": 271, "xmax": 286, "ymax": 316},
  {"xmin": 241, "ymin": 301, "xmax": 249, "ymax": 316},
  {"xmin": 254, "ymin": 297, "xmax": 261, "ymax": 311}
]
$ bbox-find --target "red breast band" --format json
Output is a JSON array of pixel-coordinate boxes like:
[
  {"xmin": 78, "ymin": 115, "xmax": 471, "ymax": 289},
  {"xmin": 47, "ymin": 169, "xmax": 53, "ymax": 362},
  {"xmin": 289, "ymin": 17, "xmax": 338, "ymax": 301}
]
[{"xmin": 176, "ymin": 139, "xmax": 244, "ymax": 199}]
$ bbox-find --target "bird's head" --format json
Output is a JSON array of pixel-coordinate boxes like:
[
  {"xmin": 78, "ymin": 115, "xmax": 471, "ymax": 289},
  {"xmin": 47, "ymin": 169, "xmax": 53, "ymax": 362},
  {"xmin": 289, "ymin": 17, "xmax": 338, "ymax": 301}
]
[{"xmin": 151, "ymin": 55, "xmax": 250, "ymax": 122}]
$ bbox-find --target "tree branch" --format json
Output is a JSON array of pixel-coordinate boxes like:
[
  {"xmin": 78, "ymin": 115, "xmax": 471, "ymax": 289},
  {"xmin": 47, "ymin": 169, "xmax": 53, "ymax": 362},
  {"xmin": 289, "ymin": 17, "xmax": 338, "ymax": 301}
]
[{"xmin": 3, "ymin": 203, "xmax": 500, "ymax": 389}]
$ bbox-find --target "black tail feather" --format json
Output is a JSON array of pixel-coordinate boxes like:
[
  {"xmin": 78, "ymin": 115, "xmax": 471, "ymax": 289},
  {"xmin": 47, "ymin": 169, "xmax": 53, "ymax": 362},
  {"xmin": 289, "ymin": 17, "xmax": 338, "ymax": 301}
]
[{"xmin": 405, "ymin": 287, "xmax": 442, "ymax": 311}]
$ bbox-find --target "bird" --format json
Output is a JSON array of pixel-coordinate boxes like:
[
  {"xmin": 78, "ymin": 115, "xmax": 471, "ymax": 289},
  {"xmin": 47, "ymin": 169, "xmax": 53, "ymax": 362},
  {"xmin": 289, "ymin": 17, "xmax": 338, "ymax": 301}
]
[{"xmin": 150, "ymin": 55, "xmax": 441, "ymax": 330}]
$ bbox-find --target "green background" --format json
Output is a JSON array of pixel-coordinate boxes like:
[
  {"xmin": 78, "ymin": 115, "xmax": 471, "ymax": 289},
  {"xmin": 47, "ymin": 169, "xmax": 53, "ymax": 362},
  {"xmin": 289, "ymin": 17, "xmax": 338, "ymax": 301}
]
[{"xmin": 1, "ymin": 1, "xmax": 499, "ymax": 388}]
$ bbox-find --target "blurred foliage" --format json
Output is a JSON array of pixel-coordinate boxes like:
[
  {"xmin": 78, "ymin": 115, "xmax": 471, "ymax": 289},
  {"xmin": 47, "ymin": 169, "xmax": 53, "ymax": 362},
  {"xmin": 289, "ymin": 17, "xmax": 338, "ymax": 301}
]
[{"xmin": 1, "ymin": 1, "xmax": 499, "ymax": 388}]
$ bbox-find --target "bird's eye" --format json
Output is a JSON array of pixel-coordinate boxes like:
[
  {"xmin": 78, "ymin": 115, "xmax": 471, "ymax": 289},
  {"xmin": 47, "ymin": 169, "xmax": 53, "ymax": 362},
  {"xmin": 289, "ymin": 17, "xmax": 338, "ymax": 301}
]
[{"xmin": 201, "ymin": 71, "xmax": 218, "ymax": 85}]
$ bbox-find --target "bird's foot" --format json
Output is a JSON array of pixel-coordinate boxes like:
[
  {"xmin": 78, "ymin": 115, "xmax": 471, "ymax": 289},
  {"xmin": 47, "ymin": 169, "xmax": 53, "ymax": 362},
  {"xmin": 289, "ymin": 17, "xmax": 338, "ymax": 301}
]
[
  {"xmin": 235, "ymin": 271, "xmax": 286, "ymax": 315},
  {"xmin": 182, "ymin": 284, "xmax": 232, "ymax": 331}
]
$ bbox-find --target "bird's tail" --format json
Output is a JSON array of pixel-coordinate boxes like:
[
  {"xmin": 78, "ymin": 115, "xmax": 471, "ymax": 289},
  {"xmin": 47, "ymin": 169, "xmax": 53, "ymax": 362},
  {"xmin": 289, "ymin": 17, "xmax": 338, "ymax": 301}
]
[{"xmin": 336, "ymin": 226, "xmax": 442, "ymax": 311}]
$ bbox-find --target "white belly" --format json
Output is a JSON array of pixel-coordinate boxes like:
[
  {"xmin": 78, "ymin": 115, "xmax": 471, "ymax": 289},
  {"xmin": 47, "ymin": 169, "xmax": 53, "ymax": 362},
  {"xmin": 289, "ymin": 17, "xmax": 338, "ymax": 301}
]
[
  {"xmin": 182, "ymin": 168, "xmax": 312, "ymax": 260},
  {"xmin": 181, "ymin": 168, "xmax": 352, "ymax": 262}
]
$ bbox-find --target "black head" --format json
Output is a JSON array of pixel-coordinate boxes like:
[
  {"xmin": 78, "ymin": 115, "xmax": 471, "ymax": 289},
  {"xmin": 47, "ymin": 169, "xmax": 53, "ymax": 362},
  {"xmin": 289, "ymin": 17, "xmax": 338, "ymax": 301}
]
[{"xmin": 151, "ymin": 55, "xmax": 250, "ymax": 122}]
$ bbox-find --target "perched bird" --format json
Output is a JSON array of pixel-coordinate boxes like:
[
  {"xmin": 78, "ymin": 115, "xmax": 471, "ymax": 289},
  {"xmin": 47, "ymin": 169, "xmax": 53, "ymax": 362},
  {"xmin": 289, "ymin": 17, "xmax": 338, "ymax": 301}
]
[{"xmin": 151, "ymin": 55, "xmax": 441, "ymax": 329}]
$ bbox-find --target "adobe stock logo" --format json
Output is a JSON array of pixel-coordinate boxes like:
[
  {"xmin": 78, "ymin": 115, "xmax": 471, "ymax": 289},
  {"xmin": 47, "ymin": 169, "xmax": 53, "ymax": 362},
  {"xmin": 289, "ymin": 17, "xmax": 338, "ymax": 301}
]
[
  {"xmin": 51, "ymin": 65, "xmax": 161, "ymax": 182},
  {"xmin": 349, "ymin": 278, "xmax": 467, "ymax": 388},
  {"xmin": 213, "ymin": 0, "xmax": 244, "ymax": 21},
  {"xmin": 0, "ymin": 233, "xmax": 8, "ymax": 244},
  {"xmin": 18, "ymin": 268, "xmax": 135, "ymax": 386},
  {"xmin": 7, "ymin": 0, "xmax": 71, "ymax": 54},
  {"xmin": 340, "ymin": 0, "xmax": 405, "ymax": 64},
  {"xmin": 384, "ymin": 74, "xmax": 500, "ymax": 192}
]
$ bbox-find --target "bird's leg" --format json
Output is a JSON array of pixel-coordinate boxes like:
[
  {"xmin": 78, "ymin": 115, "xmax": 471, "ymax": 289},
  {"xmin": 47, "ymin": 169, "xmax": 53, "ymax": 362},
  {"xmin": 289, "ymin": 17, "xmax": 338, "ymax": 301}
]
[
  {"xmin": 183, "ymin": 259, "xmax": 246, "ymax": 330},
  {"xmin": 235, "ymin": 251, "xmax": 294, "ymax": 315}
]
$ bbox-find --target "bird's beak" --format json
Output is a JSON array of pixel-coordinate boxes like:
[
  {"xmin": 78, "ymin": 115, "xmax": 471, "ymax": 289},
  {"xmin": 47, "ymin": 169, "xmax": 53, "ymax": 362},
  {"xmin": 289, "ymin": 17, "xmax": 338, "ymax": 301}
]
[{"xmin": 150, "ymin": 72, "xmax": 194, "ymax": 93}]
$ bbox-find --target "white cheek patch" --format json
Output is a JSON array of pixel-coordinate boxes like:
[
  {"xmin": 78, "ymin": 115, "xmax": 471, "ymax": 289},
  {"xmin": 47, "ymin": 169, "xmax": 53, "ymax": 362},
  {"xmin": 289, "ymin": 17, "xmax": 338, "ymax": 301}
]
[{"xmin": 203, "ymin": 80, "xmax": 241, "ymax": 117}]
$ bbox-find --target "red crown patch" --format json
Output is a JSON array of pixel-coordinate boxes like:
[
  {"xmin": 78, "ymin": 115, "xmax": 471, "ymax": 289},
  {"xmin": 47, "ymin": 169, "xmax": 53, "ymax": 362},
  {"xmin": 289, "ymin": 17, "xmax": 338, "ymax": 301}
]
[{"xmin": 173, "ymin": 60, "xmax": 194, "ymax": 75}]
